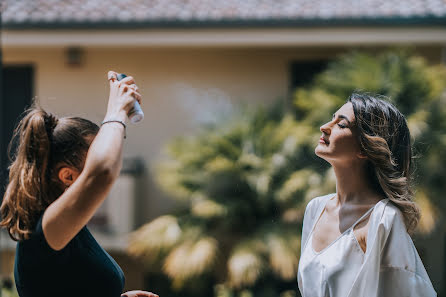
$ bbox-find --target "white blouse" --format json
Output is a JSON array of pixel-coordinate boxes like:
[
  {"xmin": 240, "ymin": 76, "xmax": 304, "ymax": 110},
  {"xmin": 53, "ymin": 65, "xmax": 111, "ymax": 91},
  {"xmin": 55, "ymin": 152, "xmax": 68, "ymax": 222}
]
[{"xmin": 297, "ymin": 194, "xmax": 436, "ymax": 297}]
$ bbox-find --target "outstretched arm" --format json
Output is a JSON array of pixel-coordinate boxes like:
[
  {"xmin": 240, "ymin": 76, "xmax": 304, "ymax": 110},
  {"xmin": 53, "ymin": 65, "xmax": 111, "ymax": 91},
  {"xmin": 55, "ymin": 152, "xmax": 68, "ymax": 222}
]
[{"xmin": 42, "ymin": 71, "xmax": 142, "ymax": 251}]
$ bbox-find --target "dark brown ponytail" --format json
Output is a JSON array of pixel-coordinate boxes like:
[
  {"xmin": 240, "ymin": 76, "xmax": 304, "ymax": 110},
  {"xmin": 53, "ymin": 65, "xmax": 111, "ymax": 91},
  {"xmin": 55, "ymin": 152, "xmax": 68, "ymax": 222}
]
[{"xmin": 0, "ymin": 103, "xmax": 99, "ymax": 241}]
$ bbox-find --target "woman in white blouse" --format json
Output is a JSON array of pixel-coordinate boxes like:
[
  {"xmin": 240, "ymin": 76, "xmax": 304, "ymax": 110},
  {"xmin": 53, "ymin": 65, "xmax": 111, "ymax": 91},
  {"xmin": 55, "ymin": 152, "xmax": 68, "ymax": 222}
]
[{"xmin": 297, "ymin": 93, "xmax": 436, "ymax": 297}]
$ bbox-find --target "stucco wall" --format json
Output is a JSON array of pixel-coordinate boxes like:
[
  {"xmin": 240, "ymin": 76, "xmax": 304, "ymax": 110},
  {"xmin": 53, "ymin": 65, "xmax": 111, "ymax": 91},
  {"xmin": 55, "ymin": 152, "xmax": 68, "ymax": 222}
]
[
  {"xmin": 2, "ymin": 44, "xmax": 445, "ymax": 292},
  {"xmin": 3, "ymin": 45, "xmax": 444, "ymax": 223},
  {"xmin": 2, "ymin": 46, "xmax": 345, "ymax": 222}
]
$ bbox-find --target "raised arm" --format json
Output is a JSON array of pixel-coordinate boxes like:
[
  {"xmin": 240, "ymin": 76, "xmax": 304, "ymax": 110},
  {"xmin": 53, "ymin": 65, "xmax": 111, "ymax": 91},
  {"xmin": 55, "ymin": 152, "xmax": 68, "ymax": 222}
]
[{"xmin": 42, "ymin": 71, "xmax": 142, "ymax": 251}]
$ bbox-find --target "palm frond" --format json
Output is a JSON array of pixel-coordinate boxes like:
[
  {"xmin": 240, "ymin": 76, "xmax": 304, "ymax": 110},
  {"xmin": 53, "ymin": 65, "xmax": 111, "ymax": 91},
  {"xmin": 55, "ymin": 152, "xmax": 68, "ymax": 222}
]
[
  {"xmin": 205, "ymin": 156, "xmax": 237, "ymax": 173},
  {"xmin": 407, "ymin": 109, "xmax": 429, "ymax": 139},
  {"xmin": 128, "ymin": 216, "xmax": 182, "ymax": 262},
  {"xmin": 275, "ymin": 169, "xmax": 313, "ymax": 203},
  {"xmin": 191, "ymin": 193, "xmax": 228, "ymax": 218},
  {"xmin": 164, "ymin": 237, "xmax": 218, "ymax": 285},
  {"xmin": 228, "ymin": 250, "xmax": 264, "ymax": 288},
  {"xmin": 245, "ymin": 172, "xmax": 271, "ymax": 197},
  {"xmin": 239, "ymin": 290, "xmax": 254, "ymax": 297},
  {"xmin": 227, "ymin": 241, "xmax": 266, "ymax": 288},
  {"xmin": 280, "ymin": 290, "xmax": 297, "ymax": 297},
  {"xmin": 266, "ymin": 235, "xmax": 299, "ymax": 280},
  {"xmin": 416, "ymin": 190, "xmax": 438, "ymax": 234},
  {"xmin": 155, "ymin": 160, "xmax": 194, "ymax": 200},
  {"xmin": 214, "ymin": 284, "xmax": 234, "ymax": 297}
]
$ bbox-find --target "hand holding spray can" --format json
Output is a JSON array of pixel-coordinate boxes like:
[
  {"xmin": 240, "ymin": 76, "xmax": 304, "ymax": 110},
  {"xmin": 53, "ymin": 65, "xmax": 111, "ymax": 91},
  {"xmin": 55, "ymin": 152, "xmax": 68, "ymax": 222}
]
[{"xmin": 116, "ymin": 73, "xmax": 144, "ymax": 124}]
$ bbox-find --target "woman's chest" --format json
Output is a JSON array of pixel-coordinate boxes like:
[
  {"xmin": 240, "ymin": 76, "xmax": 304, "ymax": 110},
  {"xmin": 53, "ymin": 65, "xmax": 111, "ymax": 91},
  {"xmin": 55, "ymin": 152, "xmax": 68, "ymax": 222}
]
[
  {"xmin": 312, "ymin": 208, "xmax": 370, "ymax": 253},
  {"xmin": 299, "ymin": 232, "xmax": 365, "ymax": 297}
]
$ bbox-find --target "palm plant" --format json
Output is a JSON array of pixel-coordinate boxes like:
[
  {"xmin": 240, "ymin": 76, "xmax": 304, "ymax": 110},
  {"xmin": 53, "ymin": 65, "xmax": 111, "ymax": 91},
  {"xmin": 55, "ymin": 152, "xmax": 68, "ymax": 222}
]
[
  {"xmin": 129, "ymin": 105, "xmax": 334, "ymax": 296},
  {"xmin": 293, "ymin": 49, "xmax": 446, "ymax": 232},
  {"xmin": 128, "ymin": 49, "xmax": 446, "ymax": 297}
]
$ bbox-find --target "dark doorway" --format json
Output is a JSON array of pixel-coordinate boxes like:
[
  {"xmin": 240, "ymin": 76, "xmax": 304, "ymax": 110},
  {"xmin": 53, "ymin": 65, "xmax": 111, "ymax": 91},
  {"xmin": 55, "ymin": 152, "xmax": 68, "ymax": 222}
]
[
  {"xmin": 289, "ymin": 60, "xmax": 329, "ymax": 90},
  {"xmin": 0, "ymin": 66, "xmax": 34, "ymax": 200}
]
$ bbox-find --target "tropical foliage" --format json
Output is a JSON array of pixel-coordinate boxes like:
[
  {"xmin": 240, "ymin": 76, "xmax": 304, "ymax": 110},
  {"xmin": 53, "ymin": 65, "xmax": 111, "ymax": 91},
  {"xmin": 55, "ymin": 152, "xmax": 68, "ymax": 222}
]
[
  {"xmin": 293, "ymin": 50, "xmax": 446, "ymax": 233},
  {"xmin": 128, "ymin": 49, "xmax": 446, "ymax": 296},
  {"xmin": 1, "ymin": 276, "xmax": 18, "ymax": 297},
  {"xmin": 129, "ymin": 104, "xmax": 330, "ymax": 297}
]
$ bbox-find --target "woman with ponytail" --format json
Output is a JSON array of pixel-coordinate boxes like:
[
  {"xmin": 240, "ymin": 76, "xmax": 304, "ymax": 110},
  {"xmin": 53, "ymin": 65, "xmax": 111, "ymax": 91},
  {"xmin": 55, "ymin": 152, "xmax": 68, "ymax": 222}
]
[
  {"xmin": 297, "ymin": 93, "xmax": 436, "ymax": 297},
  {"xmin": 1, "ymin": 71, "xmax": 158, "ymax": 297}
]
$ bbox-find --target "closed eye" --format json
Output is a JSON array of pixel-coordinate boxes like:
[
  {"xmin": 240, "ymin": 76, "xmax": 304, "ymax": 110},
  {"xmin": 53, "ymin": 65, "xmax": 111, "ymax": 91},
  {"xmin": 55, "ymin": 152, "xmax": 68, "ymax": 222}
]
[{"xmin": 333, "ymin": 113, "xmax": 352, "ymax": 127}]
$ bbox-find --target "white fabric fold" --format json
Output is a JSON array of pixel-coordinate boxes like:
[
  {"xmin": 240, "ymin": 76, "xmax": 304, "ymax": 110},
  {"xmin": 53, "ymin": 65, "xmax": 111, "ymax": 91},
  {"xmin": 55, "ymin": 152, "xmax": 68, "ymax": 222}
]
[{"xmin": 298, "ymin": 194, "xmax": 436, "ymax": 297}]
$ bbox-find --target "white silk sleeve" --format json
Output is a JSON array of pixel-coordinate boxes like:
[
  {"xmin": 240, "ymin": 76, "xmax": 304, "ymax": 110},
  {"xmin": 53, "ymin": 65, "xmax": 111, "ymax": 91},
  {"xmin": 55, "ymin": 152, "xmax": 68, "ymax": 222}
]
[
  {"xmin": 378, "ymin": 267, "xmax": 437, "ymax": 296},
  {"xmin": 347, "ymin": 201, "xmax": 436, "ymax": 297}
]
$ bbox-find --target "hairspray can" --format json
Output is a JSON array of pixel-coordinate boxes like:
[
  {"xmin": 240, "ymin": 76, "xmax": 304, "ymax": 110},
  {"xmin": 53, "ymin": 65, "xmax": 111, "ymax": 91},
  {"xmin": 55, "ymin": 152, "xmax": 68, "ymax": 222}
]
[{"xmin": 116, "ymin": 73, "xmax": 144, "ymax": 124}]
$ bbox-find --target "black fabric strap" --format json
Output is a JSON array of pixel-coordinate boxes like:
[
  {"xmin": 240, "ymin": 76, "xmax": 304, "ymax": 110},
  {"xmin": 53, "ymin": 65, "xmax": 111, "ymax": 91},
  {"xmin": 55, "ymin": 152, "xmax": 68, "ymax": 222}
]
[{"xmin": 101, "ymin": 120, "xmax": 126, "ymax": 139}]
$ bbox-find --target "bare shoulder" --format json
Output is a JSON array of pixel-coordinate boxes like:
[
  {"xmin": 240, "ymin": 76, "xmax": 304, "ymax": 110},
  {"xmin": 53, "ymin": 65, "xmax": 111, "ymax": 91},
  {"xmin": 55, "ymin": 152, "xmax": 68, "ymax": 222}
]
[{"xmin": 305, "ymin": 193, "xmax": 335, "ymax": 214}]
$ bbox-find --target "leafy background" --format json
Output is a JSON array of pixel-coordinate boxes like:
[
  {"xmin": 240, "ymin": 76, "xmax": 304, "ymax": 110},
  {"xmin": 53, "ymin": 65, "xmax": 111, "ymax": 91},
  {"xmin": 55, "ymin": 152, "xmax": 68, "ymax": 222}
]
[
  {"xmin": 128, "ymin": 49, "xmax": 446, "ymax": 297},
  {"xmin": 2, "ymin": 49, "xmax": 446, "ymax": 296}
]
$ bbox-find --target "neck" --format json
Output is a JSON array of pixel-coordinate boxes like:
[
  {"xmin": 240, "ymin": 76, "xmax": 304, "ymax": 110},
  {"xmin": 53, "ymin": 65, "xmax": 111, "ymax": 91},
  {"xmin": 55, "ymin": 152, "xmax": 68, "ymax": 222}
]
[{"xmin": 332, "ymin": 160, "xmax": 377, "ymax": 206}]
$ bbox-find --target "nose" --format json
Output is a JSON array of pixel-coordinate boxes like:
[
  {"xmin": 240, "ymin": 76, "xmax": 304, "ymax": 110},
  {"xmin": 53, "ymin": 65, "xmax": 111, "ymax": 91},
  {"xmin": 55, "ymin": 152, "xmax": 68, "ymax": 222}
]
[{"xmin": 320, "ymin": 121, "xmax": 331, "ymax": 135}]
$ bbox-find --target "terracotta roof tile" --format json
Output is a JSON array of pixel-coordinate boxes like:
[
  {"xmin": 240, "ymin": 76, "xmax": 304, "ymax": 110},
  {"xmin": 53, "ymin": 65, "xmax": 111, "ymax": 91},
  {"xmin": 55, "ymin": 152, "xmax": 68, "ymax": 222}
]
[{"xmin": 2, "ymin": 0, "xmax": 446, "ymax": 28}]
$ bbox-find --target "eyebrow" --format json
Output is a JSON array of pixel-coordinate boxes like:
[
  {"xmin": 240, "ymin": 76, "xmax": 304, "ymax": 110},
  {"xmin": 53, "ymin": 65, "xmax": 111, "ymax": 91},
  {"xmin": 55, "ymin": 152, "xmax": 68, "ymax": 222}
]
[{"xmin": 332, "ymin": 113, "xmax": 351, "ymax": 125}]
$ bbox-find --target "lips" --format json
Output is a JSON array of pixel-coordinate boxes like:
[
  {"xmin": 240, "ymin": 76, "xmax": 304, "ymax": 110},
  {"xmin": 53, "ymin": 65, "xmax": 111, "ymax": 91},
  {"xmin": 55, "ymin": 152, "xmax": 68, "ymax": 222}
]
[{"xmin": 319, "ymin": 136, "xmax": 329, "ymax": 145}]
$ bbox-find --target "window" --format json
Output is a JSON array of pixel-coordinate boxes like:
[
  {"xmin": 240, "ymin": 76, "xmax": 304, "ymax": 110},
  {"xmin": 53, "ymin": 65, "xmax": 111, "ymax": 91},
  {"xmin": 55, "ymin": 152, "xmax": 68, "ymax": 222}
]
[
  {"xmin": 0, "ymin": 66, "xmax": 34, "ymax": 199},
  {"xmin": 289, "ymin": 60, "xmax": 329, "ymax": 90}
]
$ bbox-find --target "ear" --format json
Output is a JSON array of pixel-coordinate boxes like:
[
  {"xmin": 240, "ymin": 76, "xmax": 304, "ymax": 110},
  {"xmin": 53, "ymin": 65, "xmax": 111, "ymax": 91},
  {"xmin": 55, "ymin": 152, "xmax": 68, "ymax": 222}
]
[
  {"xmin": 58, "ymin": 167, "xmax": 80, "ymax": 187},
  {"xmin": 357, "ymin": 151, "xmax": 368, "ymax": 160}
]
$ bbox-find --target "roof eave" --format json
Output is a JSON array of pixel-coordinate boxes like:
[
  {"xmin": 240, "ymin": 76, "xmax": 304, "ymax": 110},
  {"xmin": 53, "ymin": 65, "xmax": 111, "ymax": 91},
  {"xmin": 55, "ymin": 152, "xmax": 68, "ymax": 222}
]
[{"xmin": 2, "ymin": 15, "xmax": 446, "ymax": 30}]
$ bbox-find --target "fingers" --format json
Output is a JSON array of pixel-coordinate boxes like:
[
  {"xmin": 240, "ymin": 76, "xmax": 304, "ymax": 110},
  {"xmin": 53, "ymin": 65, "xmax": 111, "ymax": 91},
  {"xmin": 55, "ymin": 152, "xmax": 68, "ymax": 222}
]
[
  {"xmin": 108, "ymin": 71, "xmax": 118, "ymax": 86},
  {"xmin": 106, "ymin": 71, "xmax": 142, "ymax": 117},
  {"xmin": 119, "ymin": 84, "xmax": 142, "ymax": 104},
  {"xmin": 121, "ymin": 83, "xmax": 139, "ymax": 94},
  {"xmin": 107, "ymin": 71, "xmax": 135, "ymax": 85},
  {"xmin": 140, "ymin": 292, "xmax": 158, "ymax": 297},
  {"xmin": 130, "ymin": 83, "xmax": 139, "ymax": 92},
  {"xmin": 119, "ymin": 75, "xmax": 135, "ymax": 85},
  {"xmin": 121, "ymin": 290, "xmax": 159, "ymax": 297},
  {"xmin": 108, "ymin": 71, "xmax": 118, "ymax": 81},
  {"xmin": 117, "ymin": 76, "xmax": 138, "ymax": 97},
  {"xmin": 128, "ymin": 84, "xmax": 141, "ymax": 104},
  {"xmin": 129, "ymin": 90, "xmax": 142, "ymax": 104}
]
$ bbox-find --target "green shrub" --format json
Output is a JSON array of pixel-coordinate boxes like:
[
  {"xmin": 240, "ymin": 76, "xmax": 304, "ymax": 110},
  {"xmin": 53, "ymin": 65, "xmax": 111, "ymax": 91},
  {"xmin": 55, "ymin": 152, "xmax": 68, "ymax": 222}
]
[{"xmin": 129, "ymin": 49, "xmax": 446, "ymax": 296}]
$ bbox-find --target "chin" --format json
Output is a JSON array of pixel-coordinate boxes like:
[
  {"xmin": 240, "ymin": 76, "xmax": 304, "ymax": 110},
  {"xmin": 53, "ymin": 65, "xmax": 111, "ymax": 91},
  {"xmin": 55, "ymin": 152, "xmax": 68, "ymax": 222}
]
[
  {"xmin": 315, "ymin": 146, "xmax": 330, "ymax": 161},
  {"xmin": 314, "ymin": 144, "xmax": 325, "ymax": 156}
]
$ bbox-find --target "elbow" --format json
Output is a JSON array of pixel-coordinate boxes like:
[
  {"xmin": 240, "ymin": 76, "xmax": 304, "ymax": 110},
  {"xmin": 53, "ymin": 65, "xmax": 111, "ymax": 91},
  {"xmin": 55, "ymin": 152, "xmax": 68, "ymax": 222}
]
[
  {"xmin": 95, "ymin": 168, "xmax": 116, "ymax": 186},
  {"xmin": 84, "ymin": 162, "xmax": 120, "ymax": 186}
]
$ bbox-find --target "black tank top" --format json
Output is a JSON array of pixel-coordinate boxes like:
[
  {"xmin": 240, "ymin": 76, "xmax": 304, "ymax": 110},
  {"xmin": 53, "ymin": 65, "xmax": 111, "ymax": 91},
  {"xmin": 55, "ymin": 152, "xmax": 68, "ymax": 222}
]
[{"xmin": 14, "ymin": 215, "xmax": 125, "ymax": 297}]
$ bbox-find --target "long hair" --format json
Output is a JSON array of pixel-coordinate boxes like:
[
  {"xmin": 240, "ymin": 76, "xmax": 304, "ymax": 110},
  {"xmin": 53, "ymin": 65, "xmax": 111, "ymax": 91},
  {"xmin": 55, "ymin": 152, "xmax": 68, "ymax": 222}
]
[
  {"xmin": 0, "ymin": 103, "xmax": 99, "ymax": 241},
  {"xmin": 348, "ymin": 93, "xmax": 419, "ymax": 234}
]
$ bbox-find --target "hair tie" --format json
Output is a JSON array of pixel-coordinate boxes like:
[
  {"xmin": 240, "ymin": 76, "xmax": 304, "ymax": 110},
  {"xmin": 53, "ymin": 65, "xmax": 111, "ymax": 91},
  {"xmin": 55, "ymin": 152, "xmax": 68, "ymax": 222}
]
[{"xmin": 44, "ymin": 113, "xmax": 59, "ymax": 136}]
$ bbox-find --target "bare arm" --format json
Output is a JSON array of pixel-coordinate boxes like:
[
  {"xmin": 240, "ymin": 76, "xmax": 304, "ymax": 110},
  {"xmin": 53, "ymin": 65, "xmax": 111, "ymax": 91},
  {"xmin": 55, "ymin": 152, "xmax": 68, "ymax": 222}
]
[{"xmin": 42, "ymin": 71, "xmax": 142, "ymax": 251}]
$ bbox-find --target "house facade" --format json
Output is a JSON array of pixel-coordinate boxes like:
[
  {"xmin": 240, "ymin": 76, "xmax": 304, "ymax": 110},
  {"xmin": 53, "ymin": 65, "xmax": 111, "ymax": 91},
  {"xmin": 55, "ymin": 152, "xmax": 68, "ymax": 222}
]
[{"xmin": 1, "ymin": 0, "xmax": 446, "ymax": 293}]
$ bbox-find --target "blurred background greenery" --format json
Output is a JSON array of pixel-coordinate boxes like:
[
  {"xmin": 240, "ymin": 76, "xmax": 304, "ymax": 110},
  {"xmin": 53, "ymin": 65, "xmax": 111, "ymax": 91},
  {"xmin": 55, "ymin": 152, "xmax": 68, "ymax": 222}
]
[
  {"xmin": 127, "ymin": 49, "xmax": 446, "ymax": 297},
  {"xmin": 2, "ymin": 1, "xmax": 446, "ymax": 295}
]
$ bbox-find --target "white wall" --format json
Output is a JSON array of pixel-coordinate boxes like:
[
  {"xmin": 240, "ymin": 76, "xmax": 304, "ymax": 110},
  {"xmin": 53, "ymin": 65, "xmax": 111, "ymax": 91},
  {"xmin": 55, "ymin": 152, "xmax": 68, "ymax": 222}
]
[
  {"xmin": 3, "ymin": 45, "xmax": 443, "ymax": 224},
  {"xmin": 3, "ymin": 43, "xmax": 445, "ymax": 292},
  {"xmin": 2, "ymin": 46, "xmax": 343, "ymax": 221}
]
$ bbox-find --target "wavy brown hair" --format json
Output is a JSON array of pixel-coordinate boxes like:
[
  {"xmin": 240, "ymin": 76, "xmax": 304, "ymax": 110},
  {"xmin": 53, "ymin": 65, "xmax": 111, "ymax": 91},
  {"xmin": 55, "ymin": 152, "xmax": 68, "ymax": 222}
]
[
  {"xmin": 0, "ymin": 103, "xmax": 99, "ymax": 241},
  {"xmin": 349, "ymin": 93, "xmax": 419, "ymax": 234}
]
